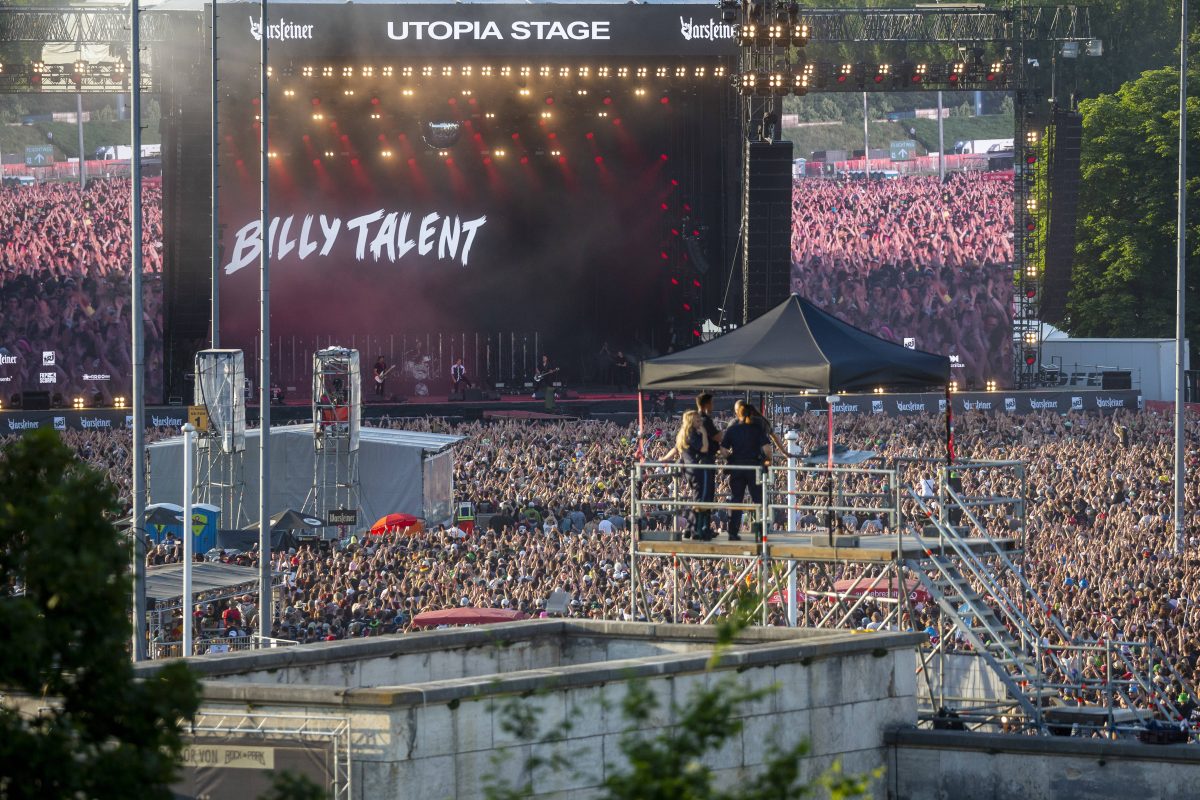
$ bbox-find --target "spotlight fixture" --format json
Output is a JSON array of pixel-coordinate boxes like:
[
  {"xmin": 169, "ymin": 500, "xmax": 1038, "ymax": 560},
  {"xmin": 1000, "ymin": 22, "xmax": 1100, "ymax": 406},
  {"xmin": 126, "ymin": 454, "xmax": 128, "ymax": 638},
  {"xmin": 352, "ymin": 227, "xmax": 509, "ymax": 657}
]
[
  {"xmin": 72, "ymin": 396, "xmax": 85, "ymax": 409},
  {"xmin": 985, "ymin": 380, "xmax": 998, "ymax": 392},
  {"xmin": 114, "ymin": 396, "xmax": 127, "ymax": 409},
  {"xmin": 948, "ymin": 381, "xmax": 959, "ymax": 393}
]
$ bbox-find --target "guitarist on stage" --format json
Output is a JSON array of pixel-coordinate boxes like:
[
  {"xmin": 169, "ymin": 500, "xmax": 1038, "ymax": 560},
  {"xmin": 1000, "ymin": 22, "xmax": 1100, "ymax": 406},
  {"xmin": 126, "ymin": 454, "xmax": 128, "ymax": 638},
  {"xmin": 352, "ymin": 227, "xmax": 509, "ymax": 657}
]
[
  {"xmin": 533, "ymin": 354, "xmax": 561, "ymax": 399},
  {"xmin": 372, "ymin": 355, "xmax": 389, "ymax": 398}
]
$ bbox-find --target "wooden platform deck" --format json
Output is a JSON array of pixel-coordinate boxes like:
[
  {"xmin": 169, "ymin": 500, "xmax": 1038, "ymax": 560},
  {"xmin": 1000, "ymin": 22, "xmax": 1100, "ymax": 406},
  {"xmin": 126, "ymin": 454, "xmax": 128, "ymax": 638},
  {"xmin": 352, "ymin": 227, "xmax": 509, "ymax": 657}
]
[{"xmin": 634, "ymin": 531, "xmax": 1021, "ymax": 563}]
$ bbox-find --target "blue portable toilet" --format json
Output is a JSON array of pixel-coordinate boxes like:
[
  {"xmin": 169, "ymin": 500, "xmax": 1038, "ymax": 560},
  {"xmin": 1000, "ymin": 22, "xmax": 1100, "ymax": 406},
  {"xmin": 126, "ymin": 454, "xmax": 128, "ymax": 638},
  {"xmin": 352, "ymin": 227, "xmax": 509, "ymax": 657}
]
[{"xmin": 147, "ymin": 502, "xmax": 220, "ymax": 554}]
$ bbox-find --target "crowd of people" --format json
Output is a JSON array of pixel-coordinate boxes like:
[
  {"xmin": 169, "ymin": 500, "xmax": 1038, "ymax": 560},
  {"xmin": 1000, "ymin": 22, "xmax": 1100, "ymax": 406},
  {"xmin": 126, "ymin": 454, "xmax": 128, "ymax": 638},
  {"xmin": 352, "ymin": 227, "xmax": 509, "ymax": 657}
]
[
  {"xmin": 9, "ymin": 403, "xmax": 1200, "ymax": 724},
  {"xmin": 790, "ymin": 172, "xmax": 1014, "ymax": 388},
  {"xmin": 0, "ymin": 178, "xmax": 164, "ymax": 402}
]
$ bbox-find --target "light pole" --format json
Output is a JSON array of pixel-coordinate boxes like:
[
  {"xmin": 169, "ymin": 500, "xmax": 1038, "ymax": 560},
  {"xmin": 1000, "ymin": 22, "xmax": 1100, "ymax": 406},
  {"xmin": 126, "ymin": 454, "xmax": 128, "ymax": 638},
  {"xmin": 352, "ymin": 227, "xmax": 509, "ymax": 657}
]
[{"xmin": 181, "ymin": 423, "xmax": 195, "ymax": 657}]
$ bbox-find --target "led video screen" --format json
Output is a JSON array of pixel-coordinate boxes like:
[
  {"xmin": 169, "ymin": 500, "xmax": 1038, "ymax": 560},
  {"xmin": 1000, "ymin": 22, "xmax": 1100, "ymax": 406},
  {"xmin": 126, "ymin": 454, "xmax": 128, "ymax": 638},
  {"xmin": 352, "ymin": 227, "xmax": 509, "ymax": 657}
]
[
  {"xmin": 0, "ymin": 175, "xmax": 164, "ymax": 405},
  {"xmin": 786, "ymin": 91, "xmax": 1015, "ymax": 388}
]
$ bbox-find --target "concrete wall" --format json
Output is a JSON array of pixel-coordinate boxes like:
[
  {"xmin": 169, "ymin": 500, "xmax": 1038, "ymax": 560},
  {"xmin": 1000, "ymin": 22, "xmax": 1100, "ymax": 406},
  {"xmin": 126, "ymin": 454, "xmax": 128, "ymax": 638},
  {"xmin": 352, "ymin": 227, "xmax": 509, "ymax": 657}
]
[
  {"xmin": 887, "ymin": 729, "xmax": 1200, "ymax": 800},
  {"xmin": 141, "ymin": 621, "xmax": 923, "ymax": 800}
]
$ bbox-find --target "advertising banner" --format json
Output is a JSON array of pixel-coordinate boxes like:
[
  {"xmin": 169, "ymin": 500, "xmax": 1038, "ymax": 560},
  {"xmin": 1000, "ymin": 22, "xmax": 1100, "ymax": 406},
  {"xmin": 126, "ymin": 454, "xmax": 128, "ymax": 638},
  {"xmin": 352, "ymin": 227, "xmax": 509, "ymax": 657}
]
[
  {"xmin": 218, "ymin": 3, "xmax": 738, "ymax": 58},
  {"xmin": 762, "ymin": 389, "xmax": 1142, "ymax": 418}
]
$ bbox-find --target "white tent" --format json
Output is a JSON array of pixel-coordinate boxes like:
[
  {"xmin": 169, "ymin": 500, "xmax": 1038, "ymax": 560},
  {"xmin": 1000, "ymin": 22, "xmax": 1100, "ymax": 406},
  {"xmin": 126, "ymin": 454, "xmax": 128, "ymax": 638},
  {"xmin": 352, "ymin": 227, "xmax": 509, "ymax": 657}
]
[{"xmin": 147, "ymin": 425, "xmax": 461, "ymax": 529}]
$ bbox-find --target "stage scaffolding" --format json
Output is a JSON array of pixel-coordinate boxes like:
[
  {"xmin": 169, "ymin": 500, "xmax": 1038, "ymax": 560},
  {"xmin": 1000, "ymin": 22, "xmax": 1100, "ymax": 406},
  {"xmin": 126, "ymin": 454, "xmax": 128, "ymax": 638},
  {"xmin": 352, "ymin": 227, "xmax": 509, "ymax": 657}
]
[
  {"xmin": 628, "ymin": 453, "xmax": 1196, "ymax": 736},
  {"xmin": 306, "ymin": 347, "xmax": 362, "ymax": 525},
  {"xmin": 187, "ymin": 712, "xmax": 352, "ymax": 800},
  {"xmin": 194, "ymin": 350, "xmax": 249, "ymax": 527}
]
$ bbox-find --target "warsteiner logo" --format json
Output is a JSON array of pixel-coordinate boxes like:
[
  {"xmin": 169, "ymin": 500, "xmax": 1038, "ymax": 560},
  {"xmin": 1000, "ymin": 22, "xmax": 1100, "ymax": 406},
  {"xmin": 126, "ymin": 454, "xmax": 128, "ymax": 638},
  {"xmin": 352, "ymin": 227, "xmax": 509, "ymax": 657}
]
[
  {"xmin": 249, "ymin": 16, "xmax": 314, "ymax": 42},
  {"xmin": 1096, "ymin": 397, "xmax": 1126, "ymax": 408},
  {"xmin": 679, "ymin": 17, "xmax": 736, "ymax": 41},
  {"xmin": 80, "ymin": 417, "xmax": 112, "ymax": 429},
  {"xmin": 7, "ymin": 419, "xmax": 38, "ymax": 431}
]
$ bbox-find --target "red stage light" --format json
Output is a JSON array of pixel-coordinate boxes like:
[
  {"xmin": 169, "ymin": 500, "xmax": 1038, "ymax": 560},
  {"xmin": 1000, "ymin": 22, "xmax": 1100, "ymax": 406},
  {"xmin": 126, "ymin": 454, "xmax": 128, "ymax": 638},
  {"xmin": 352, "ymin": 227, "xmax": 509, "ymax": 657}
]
[
  {"xmin": 670, "ymin": 179, "xmax": 679, "ymax": 186},
  {"xmin": 446, "ymin": 157, "xmax": 454, "ymax": 165},
  {"xmin": 545, "ymin": 96, "xmax": 555, "ymax": 105},
  {"xmin": 235, "ymin": 158, "xmax": 244, "ymax": 167},
  {"xmin": 613, "ymin": 118, "xmax": 622, "ymax": 126},
  {"xmin": 670, "ymin": 278, "xmax": 679, "ymax": 285},
  {"xmin": 558, "ymin": 155, "xmax": 567, "ymax": 164},
  {"xmin": 468, "ymin": 98, "xmax": 477, "ymax": 105},
  {"xmin": 671, "ymin": 228, "xmax": 679, "ymax": 236},
  {"xmin": 407, "ymin": 158, "xmax": 416, "ymax": 166},
  {"xmin": 692, "ymin": 229, "xmax": 699, "ymax": 236},
  {"xmin": 399, "ymin": 133, "xmax": 407, "ymax": 140},
  {"xmin": 448, "ymin": 98, "xmax": 457, "ymax": 106},
  {"xmin": 251, "ymin": 98, "xmax": 259, "ymax": 106},
  {"xmin": 371, "ymin": 97, "xmax": 379, "ymax": 105},
  {"xmin": 659, "ymin": 96, "xmax": 669, "ymax": 105},
  {"xmin": 683, "ymin": 203, "xmax": 692, "ymax": 212},
  {"xmin": 602, "ymin": 96, "xmax": 613, "ymax": 105},
  {"xmin": 660, "ymin": 153, "xmax": 669, "ymax": 161},
  {"xmin": 660, "ymin": 251, "xmax": 669, "ymax": 260},
  {"xmin": 874, "ymin": 74, "xmax": 885, "ymax": 83},
  {"xmin": 693, "ymin": 279, "xmax": 701, "ymax": 287},
  {"xmin": 594, "ymin": 155, "xmax": 603, "ymax": 164},
  {"xmin": 693, "ymin": 329, "xmax": 701, "ymax": 338},
  {"xmin": 682, "ymin": 303, "xmax": 691, "ymax": 311},
  {"xmin": 520, "ymin": 156, "xmax": 529, "ymax": 164},
  {"xmin": 378, "ymin": 133, "xmax": 386, "ymax": 141},
  {"xmin": 660, "ymin": 203, "xmax": 668, "ymax": 211},
  {"xmin": 511, "ymin": 133, "xmax": 520, "ymax": 140},
  {"xmin": 585, "ymin": 132, "xmax": 594, "ymax": 140},
  {"xmin": 340, "ymin": 134, "xmax": 349, "ymax": 141},
  {"xmin": 473, "ymin": 132, "xmax": 482, "ymax": 141},
  {"xmin": 311, "ymin": 98, "xmax": 320, "ymax": 105},
  {"xmin": 836, "ymin": 75, "xmax": 847, "ymax": 83},
  {"xmin": 548, "ymin": 132, "xmax": 557, "ymax": 140},
  {"xmin": 350, "ymin": 157, "xmax": 359, "ymax": 166},
  {"xmin": 302, "ymin": 134, "xmax": 310, "ymax": 141},
  {"xmin": 312, "ymin": 159, "xmax": 320, "ymax": 166},
  {"xmin": 483, "ymin": 157, "xmax": 492, "ymax": 165}
]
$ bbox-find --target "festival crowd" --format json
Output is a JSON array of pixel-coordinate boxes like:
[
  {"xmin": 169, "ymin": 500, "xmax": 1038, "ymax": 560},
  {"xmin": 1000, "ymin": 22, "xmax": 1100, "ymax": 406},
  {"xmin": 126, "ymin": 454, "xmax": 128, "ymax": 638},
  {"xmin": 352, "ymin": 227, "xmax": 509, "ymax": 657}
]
[
  {"xmin": 0, "ymin": 178, "xmax": 164, "ymax": 402},
  {"xmin": 8, "ymin": 404, "xmax": 1200, "ymax": 722},
  {"xmin": 791, "ymin": 172, "xmax": 1014, "ymax": 389}
]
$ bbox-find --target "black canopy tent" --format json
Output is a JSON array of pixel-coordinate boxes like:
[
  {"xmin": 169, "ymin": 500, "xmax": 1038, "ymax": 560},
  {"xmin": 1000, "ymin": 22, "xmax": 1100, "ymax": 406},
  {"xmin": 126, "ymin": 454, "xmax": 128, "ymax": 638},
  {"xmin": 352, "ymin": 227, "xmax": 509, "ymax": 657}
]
[
  {"xmin": 639, "ymin": 295, "xmax": 950, "ymax": 393},
  {"xmin": 637, "ymin": 295, "xmax": 954, "ymax": 464}
]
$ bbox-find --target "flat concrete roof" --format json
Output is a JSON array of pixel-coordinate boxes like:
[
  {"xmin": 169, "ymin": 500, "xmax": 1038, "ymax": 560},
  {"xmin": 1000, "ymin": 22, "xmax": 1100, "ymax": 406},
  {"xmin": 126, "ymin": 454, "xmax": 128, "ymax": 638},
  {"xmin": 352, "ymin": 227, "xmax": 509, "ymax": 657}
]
[{"xmin": 137, "ymin": 620, "xmax": 923, "ymax": 710}]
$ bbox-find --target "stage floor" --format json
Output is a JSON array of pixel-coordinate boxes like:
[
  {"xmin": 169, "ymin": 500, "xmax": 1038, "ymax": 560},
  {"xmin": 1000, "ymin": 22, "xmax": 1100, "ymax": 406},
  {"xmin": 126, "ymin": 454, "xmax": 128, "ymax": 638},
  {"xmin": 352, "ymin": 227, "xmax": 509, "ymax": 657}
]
[{"xmin": 634, "ymin": 531, "xmax": 1020, "ymax": 563}]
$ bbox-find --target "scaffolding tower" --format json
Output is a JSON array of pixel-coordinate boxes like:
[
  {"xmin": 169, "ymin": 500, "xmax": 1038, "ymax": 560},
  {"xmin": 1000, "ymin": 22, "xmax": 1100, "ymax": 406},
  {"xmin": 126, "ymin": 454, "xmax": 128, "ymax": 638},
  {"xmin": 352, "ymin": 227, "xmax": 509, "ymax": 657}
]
[
  {"xmin": 305, "ymin": 347, "xmax": 362, "ymax": 528},
  {"xmin": 194, "ymin": 349, "xmax": 248, "ymax": 527},
  {"xmin": 628, "ymin": 450, "xmax": 1195, "ymax": 736}
]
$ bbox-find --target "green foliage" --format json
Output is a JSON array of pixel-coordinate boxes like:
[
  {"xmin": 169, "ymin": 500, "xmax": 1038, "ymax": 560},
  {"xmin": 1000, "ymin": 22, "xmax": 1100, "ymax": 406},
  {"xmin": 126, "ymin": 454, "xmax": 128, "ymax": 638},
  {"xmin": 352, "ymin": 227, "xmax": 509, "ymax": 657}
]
[
  {"xmin": 0, "ymin": 430, "xmax": 201, "ymax": 800},
  {"xmin": 1066, "ymin": 63, "xmax": 1200, "ymax": 343},
  {"xmin": 483, "ymin": 593, "xmax": 878, "ymax": 800}
]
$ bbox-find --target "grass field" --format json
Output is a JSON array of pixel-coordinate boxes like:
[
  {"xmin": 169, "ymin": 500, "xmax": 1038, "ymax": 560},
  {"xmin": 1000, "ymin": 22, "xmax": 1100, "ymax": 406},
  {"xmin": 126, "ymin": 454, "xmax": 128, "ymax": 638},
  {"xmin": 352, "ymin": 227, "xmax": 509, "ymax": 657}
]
[
  {"xmin": 1, "ymin": 120, "xmax": 160, "ymax": 163},
  {"xmin": 783, "ymin": 114, "xmax": 1014, "ymax": 161}
]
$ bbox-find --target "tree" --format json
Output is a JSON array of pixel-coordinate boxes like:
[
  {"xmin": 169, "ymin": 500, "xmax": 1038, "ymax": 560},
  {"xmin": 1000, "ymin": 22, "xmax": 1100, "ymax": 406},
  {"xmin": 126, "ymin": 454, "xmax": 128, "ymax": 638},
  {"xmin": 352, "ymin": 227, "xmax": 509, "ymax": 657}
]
[
  {"xmin": 483, "ymin": 596, "xmax": 877, "ymax": 800},
  {"xmin": 0, "ymin": 430, "xmax": 200, "ymax": 800},
  {"xmin": 1065, "ymin": 63, "xmax": 1200, "ymax": 344}
]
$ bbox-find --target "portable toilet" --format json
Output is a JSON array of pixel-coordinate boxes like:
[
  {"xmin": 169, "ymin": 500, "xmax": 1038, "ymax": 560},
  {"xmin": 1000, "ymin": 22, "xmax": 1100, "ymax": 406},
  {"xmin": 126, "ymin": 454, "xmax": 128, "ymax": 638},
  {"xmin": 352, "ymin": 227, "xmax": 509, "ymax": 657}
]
[
  {"xmin": 455, "ymin": 501, "xmax": 476, "ymax": 535},
  {"xmin": 148, "ymin": 502, "xmax": 221, "ymax": 554}
]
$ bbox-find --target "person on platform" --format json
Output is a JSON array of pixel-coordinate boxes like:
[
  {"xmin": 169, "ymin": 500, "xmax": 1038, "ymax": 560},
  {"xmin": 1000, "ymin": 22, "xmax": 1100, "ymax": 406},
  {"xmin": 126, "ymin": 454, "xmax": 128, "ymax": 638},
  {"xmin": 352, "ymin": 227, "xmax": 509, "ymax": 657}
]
[
  {"xmin": 721, "ymin": 402, "xmax": 773, "ymax": 541},
  {"xmin": 691, "ymin": 393, "xmax": 722, "ymax": 539},
  {"xmin": 372, "ymin": 355, "xmax": 387, "ymax": 398},
  {"xmin": 451, "ymin": 357, "xmax": 471, "ymax": 393},
  {"xmin": 663, "ymin": 409, "xmax": 712, "ymax": 540}
]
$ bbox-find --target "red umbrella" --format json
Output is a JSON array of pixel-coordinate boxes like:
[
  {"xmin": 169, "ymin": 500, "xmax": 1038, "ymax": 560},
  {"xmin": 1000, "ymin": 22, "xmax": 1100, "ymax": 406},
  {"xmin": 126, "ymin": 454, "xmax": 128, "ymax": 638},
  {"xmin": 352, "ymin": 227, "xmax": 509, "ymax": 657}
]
[
  {"xmin": 411, "ymin": 607, "xmax": 528, "ymax": 628},
  {"xmin": 369, "ymin": 513, "xmax": 422, "ymax": 535}
]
